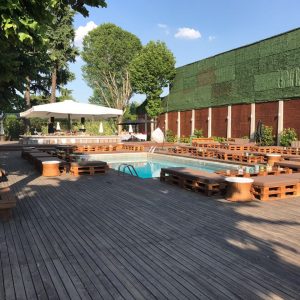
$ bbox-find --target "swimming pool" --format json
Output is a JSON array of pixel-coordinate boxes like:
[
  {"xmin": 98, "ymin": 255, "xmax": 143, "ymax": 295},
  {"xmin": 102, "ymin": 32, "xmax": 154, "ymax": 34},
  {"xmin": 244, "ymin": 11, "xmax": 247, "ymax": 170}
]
[{"xmin": 88, "ymin": 153, "xmax": 238, "ymax": 179}]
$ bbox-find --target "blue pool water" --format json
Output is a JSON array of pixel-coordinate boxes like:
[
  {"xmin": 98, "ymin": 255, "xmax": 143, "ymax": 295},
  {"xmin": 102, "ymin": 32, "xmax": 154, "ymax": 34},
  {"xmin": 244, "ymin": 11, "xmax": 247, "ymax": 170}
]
[{"xmin": 89, "ymin": 153, "xmax": 238, "ymax": 179}]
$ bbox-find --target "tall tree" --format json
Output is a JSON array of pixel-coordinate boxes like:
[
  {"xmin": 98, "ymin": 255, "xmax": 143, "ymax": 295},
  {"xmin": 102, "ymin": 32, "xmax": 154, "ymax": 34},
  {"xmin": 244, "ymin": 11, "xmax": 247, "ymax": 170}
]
[
  {"xmin": 130, "ymin": 41, "xmax": 176, "ymax": 119},
  {"xmin": 46, "ymin": 5, "xmax": 78, "ymax": 102},
  {"xmin": 0, "ymin": 0, "xmax": 107, "ymax": 111},
  {"xmin": 81, "ymin": 23, "xmax": 142, "ymax": 124}
]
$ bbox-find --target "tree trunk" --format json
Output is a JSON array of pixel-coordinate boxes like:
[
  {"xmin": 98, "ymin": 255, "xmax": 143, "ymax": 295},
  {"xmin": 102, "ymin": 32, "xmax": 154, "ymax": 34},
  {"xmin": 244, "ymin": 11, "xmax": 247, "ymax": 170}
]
[
  {"xmin": 117, "ymin": 115, "xmax": 123, "ymax": 135},
  {"xmin": 24, "ymin": 77, "xmax": 31, "ymax": 132},
  {"xmin": 50, "ymin": 67, "xmax": 57, "ymax": 103},
  {"xmin": 24, "ymin": 76, "xmax": 31, "ymax": 108}
]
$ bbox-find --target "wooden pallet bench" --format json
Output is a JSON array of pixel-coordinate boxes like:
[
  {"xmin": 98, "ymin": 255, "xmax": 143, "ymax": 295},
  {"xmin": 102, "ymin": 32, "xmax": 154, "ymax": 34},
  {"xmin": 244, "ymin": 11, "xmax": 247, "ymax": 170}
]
[
  {"xmin": 252, "ymin": 175, "xmax": 300, "ymax": 201},
  {"xmin": 70, "ymin": 161, "xmax": 108, "ymax": 176},
  {"xmin": 0, "ymin": 187, "xmax": 17, "ymax": 221},
  {"xmin": 160, "ymin": 167, "xmax": 226, "ymax": 196}
]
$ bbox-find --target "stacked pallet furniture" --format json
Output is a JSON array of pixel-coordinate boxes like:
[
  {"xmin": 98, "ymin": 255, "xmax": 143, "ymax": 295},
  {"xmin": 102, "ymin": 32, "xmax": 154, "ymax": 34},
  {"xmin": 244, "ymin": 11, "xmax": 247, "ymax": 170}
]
[
  {"xmin": 0, "ymin": 187, "xmax": 17, "ymax": 221},
  {"xmin": 274, "ymin": 160, "xmax": 300, "ymax": 172},
  {"xmin": 70, "ymin": 161, "xmax": 108, "ymax": 176},
  {"xmin": 160, "ymin": 167, "xmax": 226, "ymax": 196},
  {"xmin": 252, "ymin": 174, "xmax": 300, "ymax": 201}
]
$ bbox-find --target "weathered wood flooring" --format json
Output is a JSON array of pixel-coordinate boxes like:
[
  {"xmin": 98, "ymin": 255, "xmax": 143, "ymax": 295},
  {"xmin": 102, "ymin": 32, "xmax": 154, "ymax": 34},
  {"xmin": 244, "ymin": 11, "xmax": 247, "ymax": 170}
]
[{"xmin": 1, "ymin": 151, "xmax": 300, "ymax": 299}]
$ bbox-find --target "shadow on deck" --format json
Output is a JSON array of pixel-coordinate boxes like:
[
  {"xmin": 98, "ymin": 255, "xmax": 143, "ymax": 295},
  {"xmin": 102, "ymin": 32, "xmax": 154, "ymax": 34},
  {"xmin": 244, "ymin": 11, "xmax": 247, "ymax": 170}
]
[{"xmin": 1, "ymin": 151, "xmax": 300, "ymax": 299}]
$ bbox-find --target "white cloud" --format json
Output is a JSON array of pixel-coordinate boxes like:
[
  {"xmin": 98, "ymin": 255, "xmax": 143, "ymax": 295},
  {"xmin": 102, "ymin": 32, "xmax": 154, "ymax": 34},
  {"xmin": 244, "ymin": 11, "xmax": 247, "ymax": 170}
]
[
  {"xmin": 75, "ymin": 21, "xmax": 97, "ymax": 46},
  {"xmin": 157, "ymin": 23, "xmax": 170, "ymax": 35},
  {"xmin": 208, "ymin": 35, "xmax": 216, "ymax": 42},
  {"xmin": 174, "ymin": 27, "xmax": 201, "ymax": 40}
]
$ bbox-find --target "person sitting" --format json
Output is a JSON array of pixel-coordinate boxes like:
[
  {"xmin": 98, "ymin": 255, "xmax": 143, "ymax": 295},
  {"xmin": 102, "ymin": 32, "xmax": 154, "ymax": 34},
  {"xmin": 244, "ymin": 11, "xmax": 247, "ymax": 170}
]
[{"xmin": 48, "ymin": 122, "xmax": 55, "ymax": 134}]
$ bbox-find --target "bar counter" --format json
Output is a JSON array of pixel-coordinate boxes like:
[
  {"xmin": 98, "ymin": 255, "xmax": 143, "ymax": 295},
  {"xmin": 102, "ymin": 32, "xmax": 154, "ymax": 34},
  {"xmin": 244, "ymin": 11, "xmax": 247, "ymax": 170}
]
[{"xmin": 19, "ymin": 135, "xmax": 121, "ymax": 145}]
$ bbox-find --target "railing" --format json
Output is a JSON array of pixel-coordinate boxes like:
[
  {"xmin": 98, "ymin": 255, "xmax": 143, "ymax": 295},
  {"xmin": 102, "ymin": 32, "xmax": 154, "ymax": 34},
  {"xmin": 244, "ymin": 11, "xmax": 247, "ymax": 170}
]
[{"xmin": 118, "ymin": 164, "xmax": 138, "ymax": 177}]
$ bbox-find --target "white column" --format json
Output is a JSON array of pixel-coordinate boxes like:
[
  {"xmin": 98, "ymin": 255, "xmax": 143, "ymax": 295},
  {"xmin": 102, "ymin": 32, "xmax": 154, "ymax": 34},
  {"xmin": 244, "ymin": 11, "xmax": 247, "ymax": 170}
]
[
  {"xmin": 227, "ymin": 105, "xmax": 232, "ymax": 138},
  {"xmin": 144, "ymin": 114, "xmax": 148, "ymax": 136},
  {"xmin": 191, "ymin": 109, "xmax": 195, "ymax": 136},
  {"xmin": 165, "ymin": 112, "xmax": 168, "ymax": 132},
  {"xmin": 277, "ymin": 100, "xmax": 284, "ymax": 145},
  {"xmin": 250, "ymin": 103, "xmax": 256, "ymax": 139},
  {"xmin": 208, "ymin": 107, "xmax": 212, "ymax": 137},
  {"xmin": 177, "ymin": 111, "xmax": 181, "ymax": 138}
]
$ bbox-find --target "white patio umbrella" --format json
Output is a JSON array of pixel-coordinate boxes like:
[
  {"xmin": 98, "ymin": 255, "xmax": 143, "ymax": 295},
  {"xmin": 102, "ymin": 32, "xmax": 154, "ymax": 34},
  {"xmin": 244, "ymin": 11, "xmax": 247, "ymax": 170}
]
[
  {"xmin": 20, "ymin": 100, "xmax": 123, "ymax": 120},
  {"xmin": 99, "ymin": 122, "xmax": 104, "ymax": 134},
  {"xmin": 56, "ymin": 121, "xmax": 61, "ymax": 131},
  {"xmin": 128, "ymin": 124, "xmax": 133, "ymax": 133}
]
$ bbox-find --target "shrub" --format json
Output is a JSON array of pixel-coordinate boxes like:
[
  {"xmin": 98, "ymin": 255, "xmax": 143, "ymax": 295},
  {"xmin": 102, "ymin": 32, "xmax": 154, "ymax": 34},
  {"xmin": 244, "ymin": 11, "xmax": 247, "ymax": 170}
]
[
  {"xmin": 166, "ymin": 129, "xmax": 176, "ymax": 142},
  {"xmin": 193, "ymin": 129, "xmax": 203, "ymax": 138},
  {"xmin": 260, "ymin": 125, "xmax": 275, "ymax": 146},
  {"xmin": 280, "ymin": 128, "xmax": 298, "ymax": 147},
  {"xmin": 4, "ymin": 115, "xmax": 25, "ymax": 140},
  {"xmin": 212, "ymin": 136, "xmax": 226, "ymax": 143},
  {"xmin": 179, "ymin": 136, "xmax": 189, "ymax": 143}
]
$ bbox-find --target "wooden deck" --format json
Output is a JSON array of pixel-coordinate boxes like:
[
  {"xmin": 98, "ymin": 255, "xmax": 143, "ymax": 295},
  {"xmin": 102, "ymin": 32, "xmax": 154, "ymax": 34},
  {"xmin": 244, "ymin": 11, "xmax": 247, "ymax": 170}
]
[{"xmin": 1, "ymin": 151, "xmax": 300, "ymax": 299}]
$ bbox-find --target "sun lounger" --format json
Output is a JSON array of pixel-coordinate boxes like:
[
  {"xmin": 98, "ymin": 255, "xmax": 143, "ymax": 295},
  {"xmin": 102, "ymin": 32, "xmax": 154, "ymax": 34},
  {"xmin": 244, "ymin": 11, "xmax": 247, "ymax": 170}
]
[
  {"xmin": 160, "ymin": 167, "xmax": 226, "ymax": 196},
  {"xmin": 70, "ymin": 161, "xmax": 108, "ymax": 176},
  {"xmin": 252, "ymin": 175, "xmax": 300, "ymax": 201}
]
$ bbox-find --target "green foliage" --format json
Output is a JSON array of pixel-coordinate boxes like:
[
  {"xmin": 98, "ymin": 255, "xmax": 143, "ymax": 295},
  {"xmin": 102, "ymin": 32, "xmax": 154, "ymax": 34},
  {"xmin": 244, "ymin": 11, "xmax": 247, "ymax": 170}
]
[
  {"xmin": 82, "ymin": 23, "xmax": 142, "ymax": 110},
  {"xmin": 123, "ymin": 102, "xmax": 138, "ymax": 121},
  {"xmin": 165, "ymin": 130, "xmax": 176, "ymax": 142},
  {"xmin": 0, "ymin": 0, "xmax": 105, "ymax": 111},
  {"xmin": 212, "ymin": 136, "xmax": 226, "ymax": 143},
  {"xmin": 164, "ymin": 28, "xmax": 300, "ymax": 112},
  {"xmin": 260, "ymin": 125, "xmax": 275, "ymax": 146},
  {"xmin": 130, "ymin": 40, "xmax": 176, "ymax": 118},
  {"xmin": 145, "ymin": 98, "xmax": 163, "ymax": 119},
  {"xmin": 193, "ymin": 129, "xmax": 204, "ymax": 138},
  {"xmin": 179, "ymin": 136, "xmax": 190, "ymax": 143},
  {"xmin": 3, "ymin": 115, "xmax": 25, "ymax": 140},
  {"xmin": 83, "ymin": 120, "xmax": 116, "ymax": 136},
  {"xmin": 280, "ymin": 128, "xmax": 298, "ymax": 146}
]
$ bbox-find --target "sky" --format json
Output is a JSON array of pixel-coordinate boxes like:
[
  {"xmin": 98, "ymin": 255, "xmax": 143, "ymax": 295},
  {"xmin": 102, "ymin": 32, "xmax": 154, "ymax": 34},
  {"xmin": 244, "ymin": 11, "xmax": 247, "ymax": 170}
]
[{"xmin": 67, "ymin": 0, "xmax": 300, "ymax": 103}]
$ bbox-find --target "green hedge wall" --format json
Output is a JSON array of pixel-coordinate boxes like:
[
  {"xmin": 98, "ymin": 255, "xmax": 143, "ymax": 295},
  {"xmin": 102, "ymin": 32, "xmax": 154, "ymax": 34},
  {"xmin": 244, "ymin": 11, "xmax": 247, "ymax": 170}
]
[{"xmin": 164, "ymin": 28, "xmax": 300, "ymax": 112}]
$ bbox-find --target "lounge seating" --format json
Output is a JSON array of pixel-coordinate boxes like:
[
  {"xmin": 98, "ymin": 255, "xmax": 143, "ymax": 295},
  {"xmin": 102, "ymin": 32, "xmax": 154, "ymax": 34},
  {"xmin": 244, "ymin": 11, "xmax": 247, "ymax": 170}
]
[
  {"xmin": 70, "ymin": 161, "xmax": 108, "ymax": 176},
  {"xmin": 160, "ymin": 167, "xmax": 226, "ymax": 196},
  {"xmin": 0, "ymin": 187, "xmax": 17, "ymax": 221},
  {"xmin": 252, "ymin": 175, "xmax": 300, "ymax": 201},
  {"xmin": 274, "ymin": 161, "xmax": 300, "ymax": 172}
]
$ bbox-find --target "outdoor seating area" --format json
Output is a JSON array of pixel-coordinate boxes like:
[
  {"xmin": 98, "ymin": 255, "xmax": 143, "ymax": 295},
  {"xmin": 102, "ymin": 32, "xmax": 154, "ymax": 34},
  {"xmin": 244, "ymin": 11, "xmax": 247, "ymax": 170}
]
[{"xmin": 1, "ymin": 150, "xmax": 300, "ymax": 299}]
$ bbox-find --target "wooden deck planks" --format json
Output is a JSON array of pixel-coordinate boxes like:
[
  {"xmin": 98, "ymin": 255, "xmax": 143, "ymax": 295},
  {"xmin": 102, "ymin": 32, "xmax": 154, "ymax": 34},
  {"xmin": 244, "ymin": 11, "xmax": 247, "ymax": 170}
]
[{"xmin": 1, "ymin": 151, "xmax": 300, "ymax": 299}]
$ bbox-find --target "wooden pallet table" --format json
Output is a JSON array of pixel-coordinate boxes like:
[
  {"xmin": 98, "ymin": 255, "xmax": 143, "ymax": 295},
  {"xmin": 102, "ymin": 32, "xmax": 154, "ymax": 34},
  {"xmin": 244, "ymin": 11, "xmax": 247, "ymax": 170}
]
[{"xmin": 70, "ymin": 161, "xmax": 108, "ymax": 176}]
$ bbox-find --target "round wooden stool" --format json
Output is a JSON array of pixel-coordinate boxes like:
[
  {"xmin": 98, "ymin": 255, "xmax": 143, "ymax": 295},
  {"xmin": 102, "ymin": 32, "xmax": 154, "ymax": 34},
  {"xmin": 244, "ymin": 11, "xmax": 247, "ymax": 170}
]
[
  {"xmin": 225, "ymin": 177, "xmax": 254, "ymax": 202},
  {"xmin": 42, "ymin": 161, "xmax": 60, "ymax": 177}
]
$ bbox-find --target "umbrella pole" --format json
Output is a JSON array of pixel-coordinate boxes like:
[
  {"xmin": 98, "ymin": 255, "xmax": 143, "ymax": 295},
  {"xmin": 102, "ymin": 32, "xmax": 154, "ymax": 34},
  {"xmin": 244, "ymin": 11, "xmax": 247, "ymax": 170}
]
[{"xmin": 68, "ymin": 114, "xmax": 71, "ymax": 131}]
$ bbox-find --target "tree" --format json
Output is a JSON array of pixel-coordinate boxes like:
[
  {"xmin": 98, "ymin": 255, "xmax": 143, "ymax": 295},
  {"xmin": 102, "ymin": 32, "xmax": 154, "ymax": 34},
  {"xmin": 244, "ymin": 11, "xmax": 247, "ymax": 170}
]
[
  {"xmin": 81, "ymin": 23, "xmax": 142, "ymax": 130},
  {"xmin": 0, "ymin": 0, "xmax": 107, "ymax": 111},
  {"xmin": 46, "ymin": 6, "xmax": 78, "ymax": 102},
  {"xmin": 129, "ymin": 41, "xmax": 176, "ymax": 118}
]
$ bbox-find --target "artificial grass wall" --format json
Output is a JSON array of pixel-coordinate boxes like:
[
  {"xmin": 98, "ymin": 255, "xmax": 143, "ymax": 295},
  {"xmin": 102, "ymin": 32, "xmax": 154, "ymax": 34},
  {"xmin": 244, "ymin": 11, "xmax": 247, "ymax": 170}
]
[{"xmin": 164, "ymin": 28, "xmax": 300, "ymax": 112}]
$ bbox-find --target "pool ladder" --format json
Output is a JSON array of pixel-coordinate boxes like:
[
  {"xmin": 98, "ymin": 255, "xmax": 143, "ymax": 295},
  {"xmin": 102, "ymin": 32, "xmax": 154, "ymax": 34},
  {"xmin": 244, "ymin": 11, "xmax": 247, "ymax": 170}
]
[
  {"xmin": 149, "ymin": 146, "xmax": 156, "ymax": 153},
  {"xmin": 118, "ymin": 164, "xmax": 139, "ymax": 177}
]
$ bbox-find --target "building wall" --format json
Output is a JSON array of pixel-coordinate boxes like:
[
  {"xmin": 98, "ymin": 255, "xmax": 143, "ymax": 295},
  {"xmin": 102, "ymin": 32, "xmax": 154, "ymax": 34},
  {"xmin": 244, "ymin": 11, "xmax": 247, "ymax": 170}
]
[
  {"xmin": 167, "ymin": 111, "xmax": 177, "ymax": 135},
  {"xmin": 212, "ymin": 106, "xmax": 227, "ymax": 137},
  {"xmin": 231, "ymin": 104, "xmax": 251, "ymax": 138},
  {"xmin": 195, "ymin": 108, "xmax": 208, "ymax": 137},
  {"xmin": 255, "ymin": 102, "xmax": 278, "ymax": 136},
  {"xmin": 180, "ymin": 111, "xmax": 192, "ymax": 137},
  {"xmin": 283, "ymin": 99, "xmax": 300, "ymax": 134}
]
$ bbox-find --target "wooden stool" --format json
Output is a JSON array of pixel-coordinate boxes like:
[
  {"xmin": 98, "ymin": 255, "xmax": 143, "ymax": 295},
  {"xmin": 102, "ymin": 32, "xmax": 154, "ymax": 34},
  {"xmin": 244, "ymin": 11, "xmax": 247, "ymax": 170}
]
[
  {"xmin": 266, "ymin": 153, "xmax": 282, "ymax": 166},
  {"xmin": 225, "ymin": 177, "xmax": 254, "ymax": 202},
  {"xmin": 42, "ymin": 161, "xmax": 60, "ymax": 177}
]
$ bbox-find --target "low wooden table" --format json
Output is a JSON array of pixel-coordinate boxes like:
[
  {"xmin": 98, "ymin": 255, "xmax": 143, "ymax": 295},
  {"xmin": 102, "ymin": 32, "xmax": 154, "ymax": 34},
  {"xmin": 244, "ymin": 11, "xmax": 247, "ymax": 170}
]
[
  {"xmin": 42, "ymin": 161, "xmax": 60, "ymax": 176},
  {"xmin": 225, "ymin": 177, "xmax": 254, "ymax": 202}
]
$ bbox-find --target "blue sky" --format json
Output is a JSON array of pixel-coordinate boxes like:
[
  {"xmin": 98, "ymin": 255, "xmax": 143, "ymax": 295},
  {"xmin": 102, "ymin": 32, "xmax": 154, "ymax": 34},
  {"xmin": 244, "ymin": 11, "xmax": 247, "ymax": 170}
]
[{"xmin": 67, "ymin": 0, "xmax": 300, "ymax": 103}]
